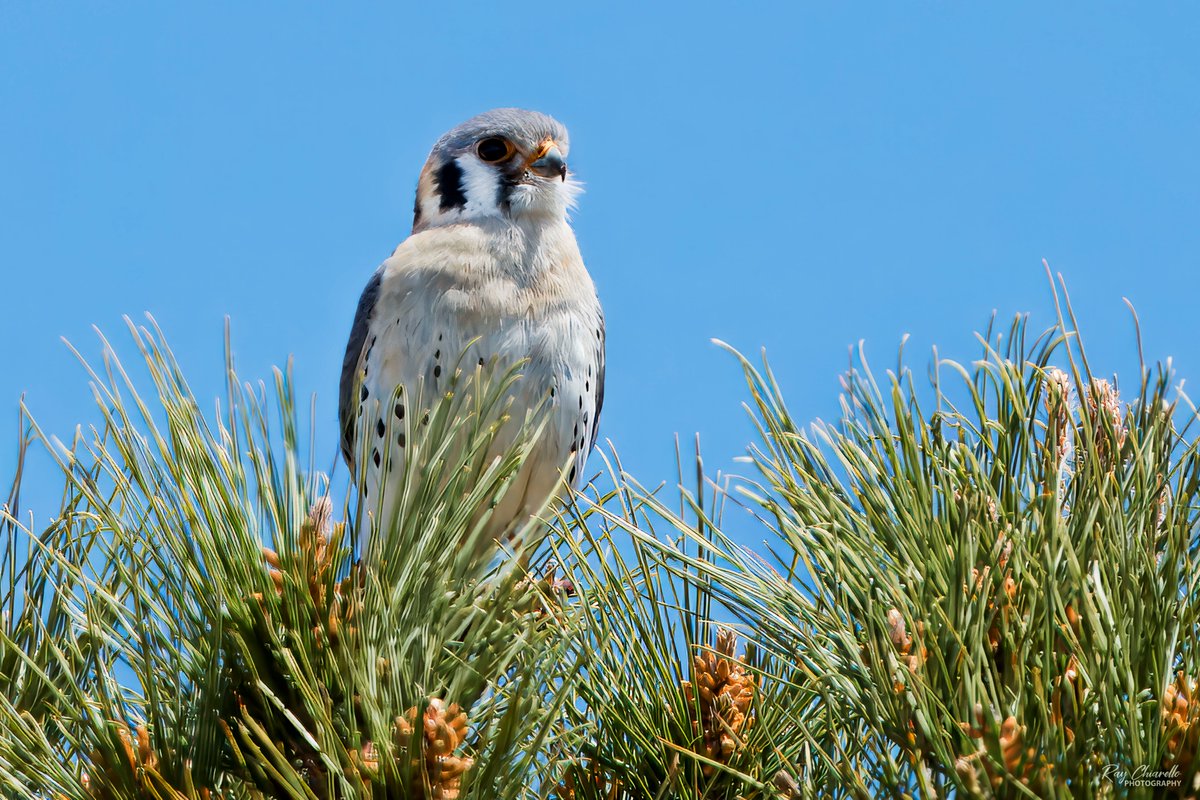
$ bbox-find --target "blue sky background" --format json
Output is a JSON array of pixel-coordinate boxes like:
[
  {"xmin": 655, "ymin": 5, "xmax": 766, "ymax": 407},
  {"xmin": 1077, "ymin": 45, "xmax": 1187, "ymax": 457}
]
[{"xmin": 2, "ymin": 4, "xmax": 1198, "ymax": 540}]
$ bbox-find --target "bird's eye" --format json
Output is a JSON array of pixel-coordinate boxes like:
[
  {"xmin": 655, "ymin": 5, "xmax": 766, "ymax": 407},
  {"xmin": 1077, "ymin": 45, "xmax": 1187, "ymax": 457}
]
[{"xmin": 476, "ymin": 137, "xmax": 515, "ymax": 163}]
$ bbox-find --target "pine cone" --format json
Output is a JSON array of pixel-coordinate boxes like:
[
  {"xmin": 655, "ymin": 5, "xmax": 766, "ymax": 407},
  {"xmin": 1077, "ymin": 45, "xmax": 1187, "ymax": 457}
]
[
  {"xmin": 1043, "ymin": 367, "xmax": 1073, "ymax": 480},
  {"xmin": 885, "ymin": 608, "xmax": 926, "ymax": 690},
  {"xmin": 388, "ymin": 698, "xmax": 474, "ymax": 800},
  {"xmin": 1163, "ymin": 672, "xmax": 1199, "ymax": 772},
  {"xmin": 971, "ymin": 715, "xmax": 1051, "ymax": 790},
  {"xmin": 81, "ymin": 723, "xmax": 175, "ymax": 800},
  {"xmin": 680, "ymin": 628, "xmax": 755, "ymax": 776},
  {"xmin": 1084, "ymin": 377, "xmax": 1125, "ymax": 472},
  {"xmin": 259, "ymin": 498, "xmax": 357, "ymax": 645}
]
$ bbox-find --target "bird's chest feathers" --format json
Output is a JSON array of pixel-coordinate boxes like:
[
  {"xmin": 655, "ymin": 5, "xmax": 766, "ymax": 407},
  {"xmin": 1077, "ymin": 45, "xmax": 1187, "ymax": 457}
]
[
  {"xmin": 368, "ymin": 223, "xmax": 595, "ymax": 388},
  {"xmin": 387, "ymin": 224, "xmax": 588, "ymax": 324}
]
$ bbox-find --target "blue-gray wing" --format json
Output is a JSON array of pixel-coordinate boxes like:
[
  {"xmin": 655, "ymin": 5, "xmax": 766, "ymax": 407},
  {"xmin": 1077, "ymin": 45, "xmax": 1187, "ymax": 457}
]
[
  {"xmin": 339, "ymin": 268, "xmax": 383, "ymax": 468},
  {"xmin": 588, "ymin": 309, "xmax": 606, "ymax": 453}
]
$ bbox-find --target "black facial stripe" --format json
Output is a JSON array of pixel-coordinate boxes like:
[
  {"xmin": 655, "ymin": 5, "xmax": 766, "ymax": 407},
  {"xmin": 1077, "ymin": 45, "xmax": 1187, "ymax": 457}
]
[
  {"xmin": 435, "ymin": 159, "xmax": 468, "ymax": 212},
  {"xmin": 496, "ymin": 173, "xmax": 518, "ymax": 211},
  {"xmin": 412, "ymin": 191, "xmax": 423, "ymax": 229}
]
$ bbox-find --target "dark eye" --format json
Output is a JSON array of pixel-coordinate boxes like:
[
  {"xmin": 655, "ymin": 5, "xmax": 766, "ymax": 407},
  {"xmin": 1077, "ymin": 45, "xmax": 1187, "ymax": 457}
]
[{"xmin": 476, "ymin": 137, "xmax": 514, "ymax": 163}]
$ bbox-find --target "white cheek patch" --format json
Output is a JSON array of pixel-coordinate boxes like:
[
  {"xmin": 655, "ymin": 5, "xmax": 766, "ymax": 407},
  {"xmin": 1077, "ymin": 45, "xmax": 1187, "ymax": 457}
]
[
  {"xmin": 419, "ymin": 191, "xmax": 443, "ymax": 229},
  {"xmin": 456, "ymin": 156, "xmax": 504, "ymax": 218}
]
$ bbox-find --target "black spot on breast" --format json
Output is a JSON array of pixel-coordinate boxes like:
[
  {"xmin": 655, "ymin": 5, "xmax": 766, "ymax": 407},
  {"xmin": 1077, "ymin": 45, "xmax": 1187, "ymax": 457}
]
[
  {"xmin": 434, "ymin": 349, "xmax": 441, "ymax": 359},
  {"xmin": 435, "ymin": 160, "xmax": 467, "ymax": 212},
  {"xmin": 394, "ymin": 402, "xmax": 405, "ymax": 421},
  {"xmin": 578, "ymin": 396, "xmax": 583, "ymax": 409},
  {"xmin": 397, "ymin": 433, "xmax": 406, "ymax": 448},
  {"xmin": 372, "ymin": 448, "xmax": 381, "ymax": 468},
  {"xmin": 478, "ymin": 356, "xmax": 485, "ymax": 367},
  {"xmin": 360, "ymin": 385, "xmax": 369, "ymax": 402},
  {"xmin": 585, "ymin": 380, "xmax": 590, "ymax": 391},
  {"xmin": 433, "ymin": 364, "xmax": 442, "ymax": 379},
  {"xmin": 376, "ymin": 419, "xmax": 385, "ymax": 438},
  {"xmin": 550, "ymin": 386, "xmax": 555, "ymax": 397},
  {"xmin": 568, "ymin": 464, "xmax": 577, "ymax": 483}
]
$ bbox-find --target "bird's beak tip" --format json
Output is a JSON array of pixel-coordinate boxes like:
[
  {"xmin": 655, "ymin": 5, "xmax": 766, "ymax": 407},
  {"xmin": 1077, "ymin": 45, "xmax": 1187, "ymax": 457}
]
[{"xmin": 528, "ymin": 139, "xmax": 567, "ymax": 180}]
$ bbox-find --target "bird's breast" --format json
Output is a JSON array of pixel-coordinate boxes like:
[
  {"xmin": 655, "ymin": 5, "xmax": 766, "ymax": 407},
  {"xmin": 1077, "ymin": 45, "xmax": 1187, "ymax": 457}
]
[{"xmin": 364, "ymin": 221, "xmax": 601, "ymax": 481}]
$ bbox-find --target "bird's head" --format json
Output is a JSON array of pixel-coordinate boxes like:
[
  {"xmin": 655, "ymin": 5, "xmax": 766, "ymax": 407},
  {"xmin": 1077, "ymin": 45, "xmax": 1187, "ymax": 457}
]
[{"xmin": 412, "ymin": 108, "xmax": 580, "ymax": 232}]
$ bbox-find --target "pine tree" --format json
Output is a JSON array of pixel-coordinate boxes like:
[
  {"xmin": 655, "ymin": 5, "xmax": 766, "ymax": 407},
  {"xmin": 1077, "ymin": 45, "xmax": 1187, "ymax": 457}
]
[{"xmin": 2, "ymin": 283, "xmax": 1198, "ymax": 798}]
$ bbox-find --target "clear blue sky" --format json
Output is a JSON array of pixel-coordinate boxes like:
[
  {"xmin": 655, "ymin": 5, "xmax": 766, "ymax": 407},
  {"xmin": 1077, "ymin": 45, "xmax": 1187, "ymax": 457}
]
[{"xmin": 2, "ymin": 4, "xmax": 1198, "ymax": 535}]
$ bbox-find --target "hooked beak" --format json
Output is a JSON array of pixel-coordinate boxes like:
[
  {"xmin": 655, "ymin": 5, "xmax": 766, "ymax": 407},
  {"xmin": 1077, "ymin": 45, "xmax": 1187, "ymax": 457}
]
[{"xmin": 527, "ymin": 138, "xmax": 567, "ymax": 180}]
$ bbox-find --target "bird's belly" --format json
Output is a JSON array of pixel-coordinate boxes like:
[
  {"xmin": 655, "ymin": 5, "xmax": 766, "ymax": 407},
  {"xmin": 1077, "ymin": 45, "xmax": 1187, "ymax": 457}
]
[{"xmin": 357, "ymin": 302, "xmax": 599, "ymax": 552}]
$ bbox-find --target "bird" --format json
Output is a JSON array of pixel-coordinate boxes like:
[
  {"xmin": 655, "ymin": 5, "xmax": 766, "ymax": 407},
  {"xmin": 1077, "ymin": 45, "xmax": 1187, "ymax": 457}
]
[{"xmin": 339, "ymin": 108, "xmax": 604, "ymax": 559}]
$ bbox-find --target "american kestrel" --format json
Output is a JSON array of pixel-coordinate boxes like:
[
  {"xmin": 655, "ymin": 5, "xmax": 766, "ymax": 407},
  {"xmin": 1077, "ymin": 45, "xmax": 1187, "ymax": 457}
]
[{"xmin": 339, "ymin": 108, "xmax": 604, "ymax": 556}]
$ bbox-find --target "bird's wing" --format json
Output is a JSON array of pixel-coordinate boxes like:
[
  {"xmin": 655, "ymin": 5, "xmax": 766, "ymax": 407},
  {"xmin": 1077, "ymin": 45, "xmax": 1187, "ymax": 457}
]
[
  {"xmin": 339, "ymin": 267, "xmax": 383, "ymax": 468},
  {"xmin": 588, "ymin": 308, "xmax": 606, "ymax": 453}
]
